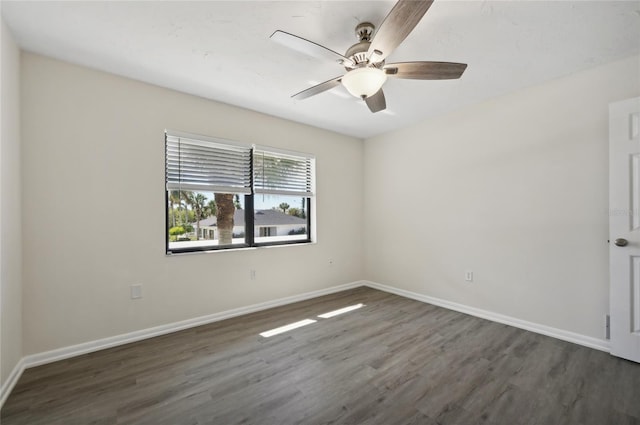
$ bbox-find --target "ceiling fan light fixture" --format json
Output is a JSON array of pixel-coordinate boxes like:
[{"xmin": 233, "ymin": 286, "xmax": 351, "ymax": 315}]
[{"xmin": 341, "ymin": 67, "xmax": 387, "ymax": 99}]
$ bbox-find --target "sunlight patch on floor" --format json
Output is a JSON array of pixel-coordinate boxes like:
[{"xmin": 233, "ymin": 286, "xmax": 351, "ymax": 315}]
[
  {"xmin": 259, "ymin": 319, "xmax": 317, "ymax": 338},
  {"xmin": 259, "ymin": 303, "xmax": 366, "ymax": 338},
  {"xmin": 317, "ymin": 303, "xmax": 365, "ymax": 319}
]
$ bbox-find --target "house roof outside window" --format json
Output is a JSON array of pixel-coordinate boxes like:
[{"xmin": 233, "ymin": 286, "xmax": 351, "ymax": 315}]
[{"xmin": 194, "ymin": 209, "xmax": 306, "ymax": 227}]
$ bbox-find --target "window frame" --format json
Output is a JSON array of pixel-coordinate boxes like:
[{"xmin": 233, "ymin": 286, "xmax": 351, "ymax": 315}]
[{"xmin": 165, "ymin": 131, "xmax": 314, "ymax": 254}]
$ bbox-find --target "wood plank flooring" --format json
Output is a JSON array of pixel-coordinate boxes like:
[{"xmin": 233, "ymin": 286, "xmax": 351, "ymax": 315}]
[{"xmin": 2, "ymin": 287, "xmax": 639, "ymax": 424}]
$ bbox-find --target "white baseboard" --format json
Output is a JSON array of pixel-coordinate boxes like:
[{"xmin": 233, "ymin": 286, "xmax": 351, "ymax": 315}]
[
  {"xmin": 1, "ymin": 357, "xmax": 25, "ymax": 408},
  {"xmin": 23, "ymin": 280, "xmax": 365, "ymax": 369},
  {"xmin": 362, "ymin": 280, "xmax": 610, "ymax": 352}
]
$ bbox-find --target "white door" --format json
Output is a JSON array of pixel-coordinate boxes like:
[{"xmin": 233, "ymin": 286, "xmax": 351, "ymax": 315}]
[{"xmin": 610, "ymin": 96, "xmax": 640, "ymax": 363}]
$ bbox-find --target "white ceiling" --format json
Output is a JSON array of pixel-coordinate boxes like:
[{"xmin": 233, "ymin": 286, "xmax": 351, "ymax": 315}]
[{"xmin": 2, "ymin": 1, "xmax": 640, "ymax": 138}]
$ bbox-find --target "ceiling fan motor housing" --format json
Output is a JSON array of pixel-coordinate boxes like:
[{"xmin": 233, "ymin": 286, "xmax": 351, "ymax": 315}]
[
  {"xmin": 345, "ymin": 41, "xmax": 370, "ymax": 67},
  {"xmin": 344, "ymin": 22, "xmax": 377, "ymax": 68},
  {"xmin": 345, "ymin": 22, "xmax": 383, "ymax": 68}
]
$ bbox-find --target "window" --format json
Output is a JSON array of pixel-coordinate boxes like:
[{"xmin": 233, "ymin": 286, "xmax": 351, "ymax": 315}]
[
  {"xmin": 253, "ymin": 147, "xmax": 313, "ymax": 245},
  {"xmin": 165, "ymin": 131, "xmax": 314, "ymax": 253}
]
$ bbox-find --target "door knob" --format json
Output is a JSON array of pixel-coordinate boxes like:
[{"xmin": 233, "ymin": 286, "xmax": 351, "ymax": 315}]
[{"xmin": 614, "ymin": 238, "xmax": 629, "ymax": 247}]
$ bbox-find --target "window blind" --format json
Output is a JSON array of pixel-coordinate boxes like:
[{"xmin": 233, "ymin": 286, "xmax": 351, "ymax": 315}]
[
  {"xmin": 166, "ymin": 132, "xmax": 252, "ymax": 194},
  {"xmin": 253, "ymin": 148, "xmax": 314, "ymax": 197}
]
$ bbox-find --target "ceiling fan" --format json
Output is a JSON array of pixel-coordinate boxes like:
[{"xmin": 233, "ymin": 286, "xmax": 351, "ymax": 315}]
[{"xmin": 271, "ymin": 0, "xmax": 467, "ymax": 113}]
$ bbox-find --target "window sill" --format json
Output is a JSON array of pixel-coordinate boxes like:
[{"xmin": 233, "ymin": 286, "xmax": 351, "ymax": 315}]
[{"xmin": 166, "ymin": 240, "xmax": 316, "ymax": 256}]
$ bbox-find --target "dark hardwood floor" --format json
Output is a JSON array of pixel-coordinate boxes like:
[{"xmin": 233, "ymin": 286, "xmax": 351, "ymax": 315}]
[{"xmin": 2, "ymin": 287, "xmax": 639, "ymax": 425}]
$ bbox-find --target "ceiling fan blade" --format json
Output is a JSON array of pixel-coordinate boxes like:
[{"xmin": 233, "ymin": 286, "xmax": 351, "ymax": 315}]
[
  {"xmin": 384, "ymin": 61, "xmax": 467, "ymax": 80},
  {"xmin": 271, "ymin": 30, "xmax": 354, "ymax": 67},
  {"xmin": 292, "ymin": 76, "xmax": 343, "ymax": 100},
  {"xmin": 367, "ymin": 0, "xmax": 434, "ymax": 63},
  {"xmin": 365, "ymin": 89, "xmax": 386, "ymax": 113}
]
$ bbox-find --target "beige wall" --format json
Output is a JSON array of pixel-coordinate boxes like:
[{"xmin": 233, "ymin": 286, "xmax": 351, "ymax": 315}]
[
  {"xmin": 364, "ymin": 55, "xmax": 640, "ymax": 339},
  {"xmin": 21, "ymin": 53, "xmax": 364, "ymax": 355},
  {"xmin": 1, "ymin": 19, "xmax": 23, "ymax": 386},
  {"xmin": 14, "ymin": 46, "xmax": 640, "ymax": 360}
]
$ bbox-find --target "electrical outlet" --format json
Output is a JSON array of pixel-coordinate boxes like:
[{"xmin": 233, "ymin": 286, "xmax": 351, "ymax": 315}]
[
  {"xmin": 465, "ymin": 271, "xmax": 473, "ymax": 282},
  {"xmin": 130, "ymin": 284, "xmax": 142, "ymax": 299},
  {"xmin": 250, "ymin": 269, "xmax": 256, "ymax": 280}
]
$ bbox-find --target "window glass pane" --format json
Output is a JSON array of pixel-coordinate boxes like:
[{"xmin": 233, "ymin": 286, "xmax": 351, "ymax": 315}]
[
  {"xmin": 254, "ymin": 194, "xmax": 309, "ymax": 244},
  {"xmin": 168, "ymin": 190, "xmax": 246, "ymax": 251}
]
